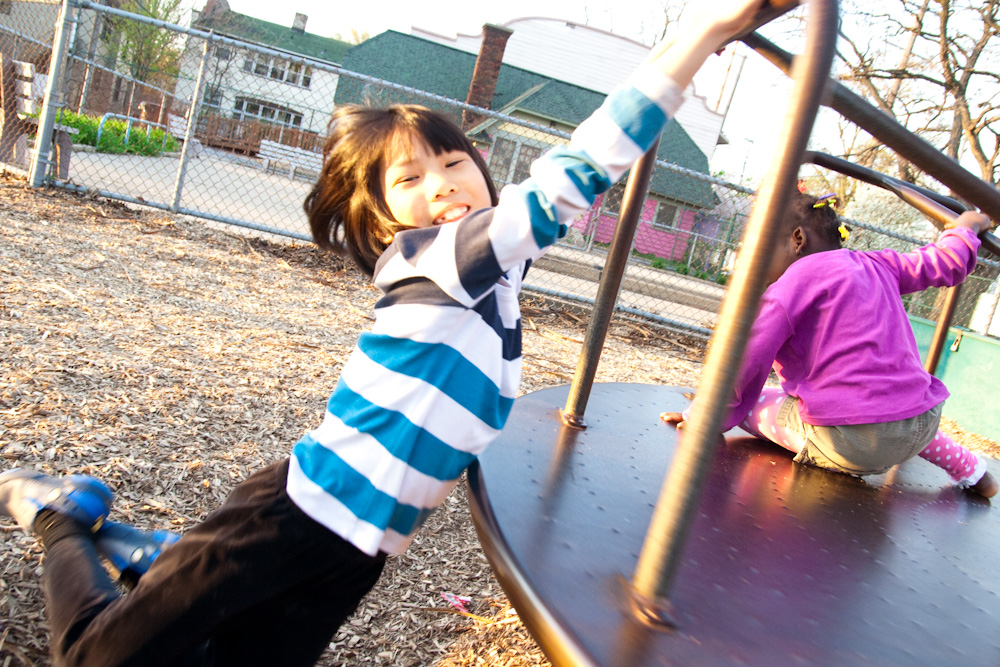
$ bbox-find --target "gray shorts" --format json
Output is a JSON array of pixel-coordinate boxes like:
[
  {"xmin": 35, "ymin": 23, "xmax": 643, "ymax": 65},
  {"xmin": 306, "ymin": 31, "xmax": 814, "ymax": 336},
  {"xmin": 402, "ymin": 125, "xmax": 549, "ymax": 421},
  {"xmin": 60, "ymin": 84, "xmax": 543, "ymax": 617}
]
[{"xmin": 777, "ymin": 397, "xmax": 943, "ymax": 476}]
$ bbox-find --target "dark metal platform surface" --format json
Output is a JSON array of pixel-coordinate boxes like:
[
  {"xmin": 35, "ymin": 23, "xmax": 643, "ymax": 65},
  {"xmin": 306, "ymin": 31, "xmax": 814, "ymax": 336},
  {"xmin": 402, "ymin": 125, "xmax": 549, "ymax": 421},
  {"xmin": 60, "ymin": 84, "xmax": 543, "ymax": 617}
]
[{"xmin": 467, "ymin": 384, "xmax": 1000, "ymax": 666}]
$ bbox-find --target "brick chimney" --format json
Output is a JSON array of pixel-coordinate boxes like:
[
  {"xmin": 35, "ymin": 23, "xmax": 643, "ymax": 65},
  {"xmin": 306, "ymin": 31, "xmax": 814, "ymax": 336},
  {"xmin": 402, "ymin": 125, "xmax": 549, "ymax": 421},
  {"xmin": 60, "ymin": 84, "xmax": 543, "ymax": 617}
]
[
  {"xmin": 462, "ymin": 24, "xmax": 513, "ymax": 130},
  {"xmin": 200, "ymin": 0, "xmax": 230, "ymax": 20}
]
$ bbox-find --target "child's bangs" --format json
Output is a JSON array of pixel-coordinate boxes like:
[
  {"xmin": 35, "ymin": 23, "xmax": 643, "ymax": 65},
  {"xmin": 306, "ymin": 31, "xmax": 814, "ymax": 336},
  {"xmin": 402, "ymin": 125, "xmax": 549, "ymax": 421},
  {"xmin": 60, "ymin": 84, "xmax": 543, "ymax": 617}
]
[
  {"xmin": 414, "ymin": 111, "xmax": 473, "ymax": 156},
  {"xmin": 384, "ymin": 108, "xmax": 471, "ymax": 163}
]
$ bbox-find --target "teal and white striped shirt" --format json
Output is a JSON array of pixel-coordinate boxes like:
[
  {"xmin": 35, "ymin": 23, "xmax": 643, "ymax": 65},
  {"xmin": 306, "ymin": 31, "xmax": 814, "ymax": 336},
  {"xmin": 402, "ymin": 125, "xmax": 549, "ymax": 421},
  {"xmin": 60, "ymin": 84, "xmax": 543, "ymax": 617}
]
[{"xmin": 287, "ymin": 64, "xmax": 684, "ymax": 556}]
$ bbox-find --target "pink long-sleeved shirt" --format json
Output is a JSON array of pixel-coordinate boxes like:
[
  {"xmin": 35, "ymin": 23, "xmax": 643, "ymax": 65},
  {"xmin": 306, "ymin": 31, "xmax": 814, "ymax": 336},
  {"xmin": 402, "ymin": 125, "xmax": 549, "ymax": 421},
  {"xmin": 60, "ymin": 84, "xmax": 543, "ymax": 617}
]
[{"xmin": 723, "ymin": 227, "xmax": 981, "ymax": 431}]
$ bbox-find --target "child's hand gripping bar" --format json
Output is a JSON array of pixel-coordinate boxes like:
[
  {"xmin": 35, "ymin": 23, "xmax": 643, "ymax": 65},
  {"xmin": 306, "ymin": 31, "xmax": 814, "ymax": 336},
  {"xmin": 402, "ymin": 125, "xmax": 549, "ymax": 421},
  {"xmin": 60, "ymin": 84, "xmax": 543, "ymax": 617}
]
[{"xmin": 721, "ymin": 0, "xmax": 804, "ymax": 47}]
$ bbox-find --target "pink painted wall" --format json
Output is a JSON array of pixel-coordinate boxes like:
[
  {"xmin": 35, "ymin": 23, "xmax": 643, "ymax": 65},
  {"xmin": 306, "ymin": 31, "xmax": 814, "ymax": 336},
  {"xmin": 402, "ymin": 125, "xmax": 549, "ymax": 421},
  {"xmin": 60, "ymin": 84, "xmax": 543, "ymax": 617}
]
[{"xmin": 573, "ymin": 194, "xmax": 694, "ymax": 262}]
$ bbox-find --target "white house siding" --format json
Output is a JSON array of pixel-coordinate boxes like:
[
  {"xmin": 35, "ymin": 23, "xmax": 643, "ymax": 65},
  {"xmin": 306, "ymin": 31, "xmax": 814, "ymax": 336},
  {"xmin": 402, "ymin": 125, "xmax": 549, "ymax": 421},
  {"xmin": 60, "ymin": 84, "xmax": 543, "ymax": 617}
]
[
  {"xmin": 412, "ymin": 18, "xmax": 726, "ymax": 161},
  {"xmin": 174, "ymin": 40, "xmax": 338, "ymax": 135}
]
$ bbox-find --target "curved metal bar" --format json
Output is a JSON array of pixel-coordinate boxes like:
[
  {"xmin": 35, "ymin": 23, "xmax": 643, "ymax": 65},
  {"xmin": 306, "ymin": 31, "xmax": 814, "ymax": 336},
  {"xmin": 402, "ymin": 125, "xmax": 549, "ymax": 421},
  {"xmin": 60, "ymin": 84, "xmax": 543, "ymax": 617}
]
[
  {"xmin": 805, "ymin": 151, "xmax": 968, "ymax": 228},
  {"xmin": 629, "ymin": 0, "xmax": 841, "ymax": 617},
  {"xmin": 744, "ymin": 33, "xmax": 1000, "ymax": 259},
  {"xmin": 804, "ymin": 151, "xmax": 966, "ymax": 216}
]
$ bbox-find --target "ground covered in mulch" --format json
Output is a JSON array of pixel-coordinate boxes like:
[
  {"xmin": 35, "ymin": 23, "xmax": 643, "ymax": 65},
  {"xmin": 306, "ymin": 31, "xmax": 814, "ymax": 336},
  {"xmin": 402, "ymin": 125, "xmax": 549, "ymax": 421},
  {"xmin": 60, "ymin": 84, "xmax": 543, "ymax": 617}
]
[{"xmin": 0, "ymin": 177, "xmax": 996, "ymax": 666}]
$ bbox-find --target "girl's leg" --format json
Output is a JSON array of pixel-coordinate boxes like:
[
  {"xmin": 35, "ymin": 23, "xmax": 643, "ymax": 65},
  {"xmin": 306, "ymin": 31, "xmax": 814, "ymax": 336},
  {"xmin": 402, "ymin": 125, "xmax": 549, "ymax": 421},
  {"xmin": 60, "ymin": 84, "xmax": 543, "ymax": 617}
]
[
  {"xmin": 918, "ymin": 430, "xmax": 987, "ymax": 486},
  {"xmin": 37, "ymin": 514, "xmax": 208, "ymax": 667},
  {"xmin": 57, "ymin": 459, "xmax": 383, "ymax": 667},
  {"xmin": 739, "ymin": 387, "xmax": 809, "ymax": 455},
  {"xmin": 34, "ymin": 511, "xmax": 121, "ymax": 659},
  {"xmin": 207, "ymin": 542, "xmax": 386, "ymax": 667}
]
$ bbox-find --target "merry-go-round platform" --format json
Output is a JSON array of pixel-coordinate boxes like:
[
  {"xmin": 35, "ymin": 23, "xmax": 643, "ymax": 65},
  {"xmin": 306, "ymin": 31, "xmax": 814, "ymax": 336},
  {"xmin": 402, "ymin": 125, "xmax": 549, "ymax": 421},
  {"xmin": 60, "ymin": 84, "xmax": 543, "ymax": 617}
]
[{"xmin": 468, "ymin": 383, "xmax": 1000, "ymax": 666}]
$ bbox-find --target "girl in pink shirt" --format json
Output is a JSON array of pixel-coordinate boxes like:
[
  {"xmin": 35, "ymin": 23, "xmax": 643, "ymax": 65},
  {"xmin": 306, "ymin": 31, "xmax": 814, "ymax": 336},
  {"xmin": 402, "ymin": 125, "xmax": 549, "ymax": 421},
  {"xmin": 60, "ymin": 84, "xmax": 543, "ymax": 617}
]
[{"xmin": 665, "ymin": 192, "xmax": 997, "ymax": 498}]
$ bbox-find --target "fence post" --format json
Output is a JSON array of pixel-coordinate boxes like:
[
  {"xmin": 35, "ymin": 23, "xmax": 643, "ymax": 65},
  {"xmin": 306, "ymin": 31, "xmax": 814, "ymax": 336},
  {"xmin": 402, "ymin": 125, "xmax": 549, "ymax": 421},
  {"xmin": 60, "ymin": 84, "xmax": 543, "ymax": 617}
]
[
  {"xmin": 29, "ymin": 0, "xmax": 75, "ymax": 187},
  {"xmin": 985, "ymin": 282, "xmax": 1000, "ymax": 336},
  {"xmin": 172, "ymin": 37, "xmax": 211, "ymax": 211}
]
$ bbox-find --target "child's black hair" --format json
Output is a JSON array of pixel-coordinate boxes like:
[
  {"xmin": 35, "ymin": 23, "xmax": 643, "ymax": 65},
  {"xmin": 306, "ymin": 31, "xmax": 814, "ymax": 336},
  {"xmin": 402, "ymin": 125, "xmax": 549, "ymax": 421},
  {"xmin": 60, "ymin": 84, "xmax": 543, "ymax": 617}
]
[
  {"xmin": 304, "ymin": 104, "xmax": 500, "ymax": 276},
  {"xmin": 788, "ymin": 191, "xmax": 845, "ymax": 249}
]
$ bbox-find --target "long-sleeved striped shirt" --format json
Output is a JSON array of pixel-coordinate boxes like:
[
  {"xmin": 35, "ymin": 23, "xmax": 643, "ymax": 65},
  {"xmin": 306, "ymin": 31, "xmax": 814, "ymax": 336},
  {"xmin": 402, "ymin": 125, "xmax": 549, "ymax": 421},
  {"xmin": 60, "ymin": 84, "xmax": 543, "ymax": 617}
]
[{"xmin": 287, "ymin": 64, "xmax": 684, "ymax": 556}]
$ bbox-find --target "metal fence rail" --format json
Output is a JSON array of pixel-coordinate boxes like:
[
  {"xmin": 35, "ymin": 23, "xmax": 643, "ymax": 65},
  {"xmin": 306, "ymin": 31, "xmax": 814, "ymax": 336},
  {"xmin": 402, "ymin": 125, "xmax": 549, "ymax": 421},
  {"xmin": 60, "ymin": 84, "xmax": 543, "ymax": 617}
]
[{"xmin": 3, "ymin": 0, "xmax": 998, "ymax": 338}]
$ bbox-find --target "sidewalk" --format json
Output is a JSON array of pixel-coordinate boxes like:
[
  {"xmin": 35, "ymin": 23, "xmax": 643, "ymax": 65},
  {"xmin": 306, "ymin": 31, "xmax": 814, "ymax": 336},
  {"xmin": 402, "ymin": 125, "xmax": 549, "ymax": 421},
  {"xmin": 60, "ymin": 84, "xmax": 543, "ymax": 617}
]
[{"xmin": 66, "ymin": 149, "xmax": 723, "ymax": 332}]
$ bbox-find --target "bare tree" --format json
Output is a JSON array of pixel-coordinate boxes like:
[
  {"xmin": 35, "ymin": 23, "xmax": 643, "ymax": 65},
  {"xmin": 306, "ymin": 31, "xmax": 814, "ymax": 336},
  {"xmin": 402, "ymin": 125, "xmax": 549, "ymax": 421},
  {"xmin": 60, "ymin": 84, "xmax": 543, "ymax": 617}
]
[
  {"xmin": 835, "ymin": 0, "xmax": 1000, "ymax": 186},
  {"xmin": 332, "ymin": 29, "xmax": 370, "ymax": 45},
  {"xmin": 828, "ymin": 0, "xmax": 1000, "ymax": 329}
]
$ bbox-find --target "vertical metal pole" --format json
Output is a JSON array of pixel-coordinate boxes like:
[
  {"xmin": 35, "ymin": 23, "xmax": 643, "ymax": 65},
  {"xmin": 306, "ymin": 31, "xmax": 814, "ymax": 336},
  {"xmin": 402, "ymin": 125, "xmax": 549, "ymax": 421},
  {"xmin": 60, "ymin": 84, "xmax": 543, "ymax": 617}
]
[
  {"xmin": 172, "ymin": 38, "xmax": 211, "ymax": 211},
  {"xmin": 585, "ymin": 201, "xmax": 601, "ymax": 252},
  {"xmin": 561, "ymin": 141, "xmax": 660, "ymax": 427},
  {"xmin": 77, "ymin": 62, "xmax": 91, "ymax": 112},
  {"xmin": 77, "ymin": 8, "xmax": 103, "ymax": 113},
  {"xmin": 924, "ymin": 284, "xmax": 962, "ymax": 375},
  {"xmin": 29, "ymin": 0, "xmax": 75, "ymax": 187},
  {"xmin": 981, "ymin": 279, "xmax": 1000, "ymax": 337},
  {"xmin": 630, "ymin": 0, "xmax": 839, "ymax": 619}
]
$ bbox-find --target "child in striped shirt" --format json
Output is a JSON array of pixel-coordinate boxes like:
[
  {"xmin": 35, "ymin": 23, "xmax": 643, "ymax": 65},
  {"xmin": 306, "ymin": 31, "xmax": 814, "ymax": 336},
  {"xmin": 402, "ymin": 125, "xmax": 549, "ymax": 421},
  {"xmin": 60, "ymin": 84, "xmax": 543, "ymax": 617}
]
[{"xmin": 0, "ymin": 2, "xmax": 765, "ymax": 664}]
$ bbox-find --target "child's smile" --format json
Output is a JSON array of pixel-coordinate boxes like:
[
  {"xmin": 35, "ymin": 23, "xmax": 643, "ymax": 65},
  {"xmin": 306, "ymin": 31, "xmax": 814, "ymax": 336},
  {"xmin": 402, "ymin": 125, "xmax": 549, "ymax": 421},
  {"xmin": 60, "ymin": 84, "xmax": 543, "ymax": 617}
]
[{"xmin": 383, "ymin": 141, "xmax": 493, "ymax": 229}]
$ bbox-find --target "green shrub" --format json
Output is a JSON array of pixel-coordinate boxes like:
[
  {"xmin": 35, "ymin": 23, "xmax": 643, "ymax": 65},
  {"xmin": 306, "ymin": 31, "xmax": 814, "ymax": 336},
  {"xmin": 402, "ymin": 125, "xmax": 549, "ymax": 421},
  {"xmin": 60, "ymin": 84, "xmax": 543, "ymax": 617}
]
[{"xmin": 55, "ymin": 110, "xmax": 179, "ymax": 156}]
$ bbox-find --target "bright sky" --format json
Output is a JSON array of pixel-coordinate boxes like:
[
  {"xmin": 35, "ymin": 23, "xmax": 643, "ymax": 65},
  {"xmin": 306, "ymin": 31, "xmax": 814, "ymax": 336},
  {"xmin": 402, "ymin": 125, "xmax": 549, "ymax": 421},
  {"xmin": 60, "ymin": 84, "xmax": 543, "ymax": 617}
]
[
  {"xmin": 220, "ymin": 0, "xmax": 675, "ymax": 46},
  {"xmin": 206, "ymin": 0, "xmax": 823, "ymax": 183}
]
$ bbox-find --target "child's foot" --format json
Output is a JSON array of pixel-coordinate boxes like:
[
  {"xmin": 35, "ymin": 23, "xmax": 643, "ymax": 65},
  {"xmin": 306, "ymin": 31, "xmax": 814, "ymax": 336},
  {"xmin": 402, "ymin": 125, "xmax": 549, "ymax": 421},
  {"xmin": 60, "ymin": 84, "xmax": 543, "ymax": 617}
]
[
  {"xmin": 0, "ymin": 469, "xmax": 113, "ymax": 533},
  {"xmin": 971, "ymin": 471, "xmax": 998, "ymax": 499},
  {"xmin": 96, "ymin": 521, "xmax": 180, "ymax": 586}
]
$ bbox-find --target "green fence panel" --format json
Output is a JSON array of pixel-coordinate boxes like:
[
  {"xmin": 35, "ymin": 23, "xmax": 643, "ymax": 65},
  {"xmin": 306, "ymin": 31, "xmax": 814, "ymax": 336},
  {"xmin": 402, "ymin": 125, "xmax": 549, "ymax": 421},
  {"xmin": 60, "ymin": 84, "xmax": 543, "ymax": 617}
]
[{"xmin": 911, "ymin": 316, "xmax": 999, "ymax": 440}]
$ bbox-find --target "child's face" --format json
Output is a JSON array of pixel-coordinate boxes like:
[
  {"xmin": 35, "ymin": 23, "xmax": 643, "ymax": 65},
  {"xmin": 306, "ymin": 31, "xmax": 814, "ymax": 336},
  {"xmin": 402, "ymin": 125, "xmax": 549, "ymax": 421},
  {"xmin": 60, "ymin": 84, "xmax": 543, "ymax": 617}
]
[{"xmin": 382, "ymin": 140, "xmax": 492, "ymax": 229}]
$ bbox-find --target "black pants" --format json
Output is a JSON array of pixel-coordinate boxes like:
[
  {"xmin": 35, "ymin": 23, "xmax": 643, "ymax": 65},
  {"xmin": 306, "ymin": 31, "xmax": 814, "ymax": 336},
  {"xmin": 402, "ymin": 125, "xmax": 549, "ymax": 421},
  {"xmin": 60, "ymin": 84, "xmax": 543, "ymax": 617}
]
[{"xmin": 37, "ymin": 459, "xmax": 387, "ymax": 667}]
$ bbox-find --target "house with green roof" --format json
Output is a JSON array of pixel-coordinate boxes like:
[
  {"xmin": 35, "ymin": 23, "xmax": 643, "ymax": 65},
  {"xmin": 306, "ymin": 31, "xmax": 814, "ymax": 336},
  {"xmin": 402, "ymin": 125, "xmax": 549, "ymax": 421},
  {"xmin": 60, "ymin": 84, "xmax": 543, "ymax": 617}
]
[
  {"xmin": 337, "ymin": 29, "xmax": 719, "ymax": 262},
  {"xmin": 174, "ymin": 0, "xmax": 351, "ymax": 150}
]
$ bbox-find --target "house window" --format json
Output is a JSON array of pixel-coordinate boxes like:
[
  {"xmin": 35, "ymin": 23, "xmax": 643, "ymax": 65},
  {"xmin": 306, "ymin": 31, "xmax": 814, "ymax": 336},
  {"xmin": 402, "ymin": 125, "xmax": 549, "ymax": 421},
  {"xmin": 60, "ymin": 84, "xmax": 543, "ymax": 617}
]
[
  {"xmin": 99, "ymin": 15, "xmax": 115, "ymax": 41},
  {"xmin": 489, "ymin": 137, "xmax": 516, "ymax": 184},
  {"xmin": 204, "ymin": 85, "xmax": 223, "ymax": 108},
  {"xmin": 489, "ymin": 136, "xmax": 550, "ymax": 186},
  {"xmin": 214, "ymin": 46, "xmax": 231, "ymax": 60},
  {"xmin": 511, "ymin": 144, "xmax": 541, "ymax": 184},
  {"xmin": 233, "ymin": 96, "xmax": 303, "ymax": 127},
  {"xmin": 241, "ymin": 54, "xmax": 311, "ymax": 88},
  {"xmin": 652, "ymin": 201, "xmax": 680, "ymax": 230}
]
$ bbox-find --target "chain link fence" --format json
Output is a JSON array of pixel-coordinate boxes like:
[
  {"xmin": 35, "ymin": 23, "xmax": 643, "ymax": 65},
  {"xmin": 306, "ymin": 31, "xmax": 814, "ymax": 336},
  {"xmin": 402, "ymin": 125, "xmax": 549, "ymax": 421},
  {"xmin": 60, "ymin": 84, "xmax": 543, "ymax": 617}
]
[{"xmin": 3, "ymin": 0, "xmax": 999, "ymax": 339}]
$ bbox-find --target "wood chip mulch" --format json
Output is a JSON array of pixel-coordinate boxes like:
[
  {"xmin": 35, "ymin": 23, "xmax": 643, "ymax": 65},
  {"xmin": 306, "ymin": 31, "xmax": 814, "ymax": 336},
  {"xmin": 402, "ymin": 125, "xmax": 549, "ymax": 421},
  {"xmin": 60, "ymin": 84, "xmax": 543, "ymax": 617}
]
[{"xmin": 0, "ymin": 176, "xmax": 995, "ymax": 666}]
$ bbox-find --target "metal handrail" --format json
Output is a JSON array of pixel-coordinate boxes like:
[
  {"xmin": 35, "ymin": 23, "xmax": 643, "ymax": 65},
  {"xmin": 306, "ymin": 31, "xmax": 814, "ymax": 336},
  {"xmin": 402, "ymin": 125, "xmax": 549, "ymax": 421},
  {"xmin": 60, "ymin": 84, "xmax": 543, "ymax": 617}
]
[{"xmin": 96, "ymin": 113, "xmax": 168, "ymax": 150}]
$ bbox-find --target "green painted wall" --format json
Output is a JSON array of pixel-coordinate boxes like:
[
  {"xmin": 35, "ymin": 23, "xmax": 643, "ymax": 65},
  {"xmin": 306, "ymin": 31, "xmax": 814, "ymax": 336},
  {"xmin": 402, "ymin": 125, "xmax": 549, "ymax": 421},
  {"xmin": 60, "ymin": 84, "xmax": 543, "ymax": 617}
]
[{"xmin": 910, "ymin": 316, "xmax": 998, "ymax": 441}]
